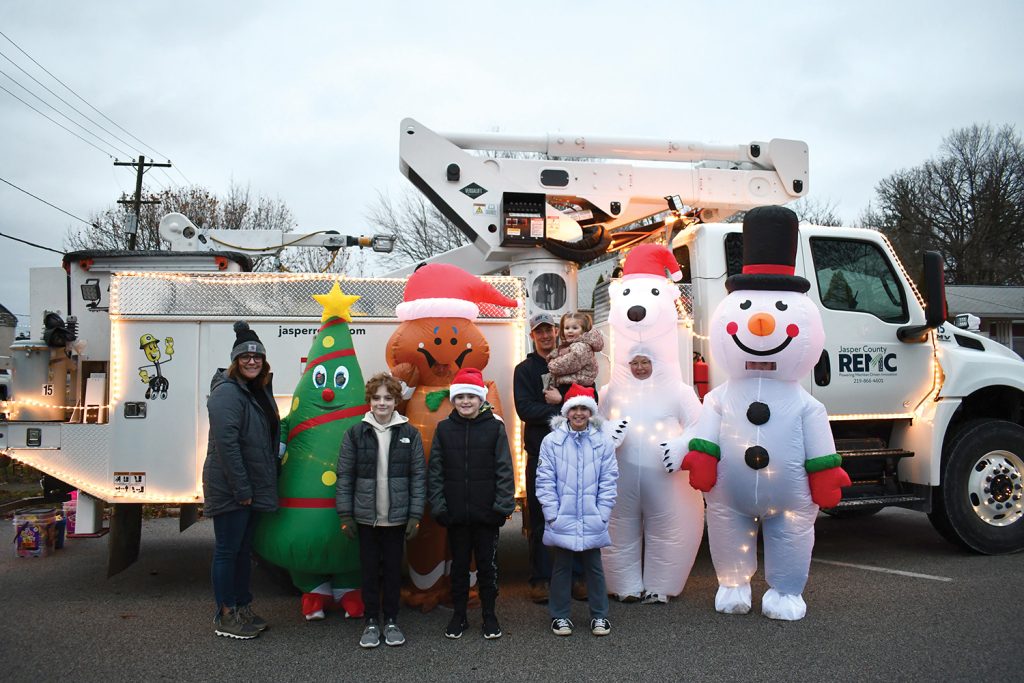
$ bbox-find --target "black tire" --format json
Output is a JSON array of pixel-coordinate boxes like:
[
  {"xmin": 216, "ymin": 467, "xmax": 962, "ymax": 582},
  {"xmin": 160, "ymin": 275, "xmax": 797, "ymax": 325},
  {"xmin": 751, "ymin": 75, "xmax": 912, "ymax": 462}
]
[{"xmin": 928, "ymin": 418, "xmax": 1024, "ymax": 554}]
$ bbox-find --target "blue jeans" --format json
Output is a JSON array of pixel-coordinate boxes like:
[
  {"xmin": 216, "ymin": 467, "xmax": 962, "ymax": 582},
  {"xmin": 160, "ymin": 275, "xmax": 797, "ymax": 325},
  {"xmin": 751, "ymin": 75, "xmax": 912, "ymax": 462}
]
[
  {"xmin": 211, "ymin": 508, "xmax": 256, "ymax": 613},
  {"xmin": 549, "ymin": 547, "xmax": 608, "ymax": 620}
]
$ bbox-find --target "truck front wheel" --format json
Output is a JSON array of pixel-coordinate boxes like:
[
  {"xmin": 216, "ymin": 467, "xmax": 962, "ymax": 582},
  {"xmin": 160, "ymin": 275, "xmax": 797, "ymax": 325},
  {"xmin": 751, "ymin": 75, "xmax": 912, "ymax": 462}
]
[{"xmin": 929, "ymin": 419, "xmax": 1024, "ymax": 554}]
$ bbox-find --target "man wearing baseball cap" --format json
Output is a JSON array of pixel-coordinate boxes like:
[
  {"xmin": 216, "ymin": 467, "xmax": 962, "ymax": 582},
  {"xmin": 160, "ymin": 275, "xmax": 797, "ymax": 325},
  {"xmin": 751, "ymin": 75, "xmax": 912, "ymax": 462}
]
[{"xmin": 513, "ymin": 311, "xmax": 584, "ymax": 603}]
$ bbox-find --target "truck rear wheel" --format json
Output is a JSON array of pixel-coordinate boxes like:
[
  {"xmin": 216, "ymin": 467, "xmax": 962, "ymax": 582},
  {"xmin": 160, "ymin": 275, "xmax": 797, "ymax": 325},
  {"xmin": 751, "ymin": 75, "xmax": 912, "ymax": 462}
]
[{"xmin": 929, "ymin": 419, "xmax": 1024, "ymax": 554}]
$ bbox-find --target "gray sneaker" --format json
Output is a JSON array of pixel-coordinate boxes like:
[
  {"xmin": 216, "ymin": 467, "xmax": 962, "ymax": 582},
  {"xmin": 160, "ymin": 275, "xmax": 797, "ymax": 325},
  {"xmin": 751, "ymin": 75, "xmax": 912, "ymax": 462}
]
[
  {"xmin": 237, "ymin": 604, "xmax": 268, "ymax": 632},
  {"xmin": 360, "ymin": 619, "xmax": 381, "ymax": 648},
  {"xmin": 214, "ymin": 608, "xmax": 259, "ymax": 639},
  {"xmin": 383, "ymin": 618, "xmax": 405, "ymax": 646}
]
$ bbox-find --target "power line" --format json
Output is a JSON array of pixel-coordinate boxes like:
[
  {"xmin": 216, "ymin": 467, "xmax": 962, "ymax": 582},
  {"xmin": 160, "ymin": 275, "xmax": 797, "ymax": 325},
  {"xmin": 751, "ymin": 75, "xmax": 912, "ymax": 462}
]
[
  {"xmin": 0, "ymin": 67, "xmax": 135, "ymax": 158},
  {"xmin": 0, "ymin": 175, "xmax": 95, "ymax": 227},
  {"xmin": 0, "ymin": 230, "xmax": 65, "ymax": 255},
  {"xmin": 0, "ymin": 29, "xmax": 191, "ymax": 185},
  {"xmin": 0, "ymin": 82, "xmax": 117, "ymax": 159},
  {"xmin": 0, "ymin": 49, "xmax": 139, "ymax": 159}
]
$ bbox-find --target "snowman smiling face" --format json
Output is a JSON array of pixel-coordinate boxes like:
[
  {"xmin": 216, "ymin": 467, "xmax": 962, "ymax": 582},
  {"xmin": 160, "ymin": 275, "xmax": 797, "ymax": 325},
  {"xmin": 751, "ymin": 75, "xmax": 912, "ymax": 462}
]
[{"xmin": 710, "ymin": 289, "xmax": 825, "ymax": 381}]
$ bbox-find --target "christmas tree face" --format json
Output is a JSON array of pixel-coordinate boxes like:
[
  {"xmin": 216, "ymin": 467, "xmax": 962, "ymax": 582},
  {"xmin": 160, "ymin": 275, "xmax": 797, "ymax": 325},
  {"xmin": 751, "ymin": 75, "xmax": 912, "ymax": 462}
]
[{"xmin": 280, "ymin": 282, "xmax": 369, "ymax": 499}]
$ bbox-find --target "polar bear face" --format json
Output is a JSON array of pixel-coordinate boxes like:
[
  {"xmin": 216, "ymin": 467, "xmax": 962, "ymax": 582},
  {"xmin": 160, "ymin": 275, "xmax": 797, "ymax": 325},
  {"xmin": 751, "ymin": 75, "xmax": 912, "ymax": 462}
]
[
  {"xmin": 608, "ymin": 275, "xmax": 680, "ymax": 343},
  {"xmin": 709, "ymin": 288, "xmax": 825, "ymax": 381}
]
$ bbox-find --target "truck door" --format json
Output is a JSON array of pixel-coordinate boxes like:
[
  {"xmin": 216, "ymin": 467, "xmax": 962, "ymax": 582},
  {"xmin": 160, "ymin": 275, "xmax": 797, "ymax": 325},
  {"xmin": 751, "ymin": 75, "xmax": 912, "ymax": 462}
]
[{"xmin": 805, "ymin": 235, "xmax": 934, "ymax": 417}]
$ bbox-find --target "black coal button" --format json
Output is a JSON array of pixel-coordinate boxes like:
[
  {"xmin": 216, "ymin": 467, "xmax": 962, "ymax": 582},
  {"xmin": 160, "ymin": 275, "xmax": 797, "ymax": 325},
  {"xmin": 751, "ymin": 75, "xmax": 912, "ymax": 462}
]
[
  {"xmin": 747, "ymin": 401, "xmax": 770, "ymax": 425},
  {"xmin": 745, "ymin": 445, "xmax": 770, "ymax": 470}
]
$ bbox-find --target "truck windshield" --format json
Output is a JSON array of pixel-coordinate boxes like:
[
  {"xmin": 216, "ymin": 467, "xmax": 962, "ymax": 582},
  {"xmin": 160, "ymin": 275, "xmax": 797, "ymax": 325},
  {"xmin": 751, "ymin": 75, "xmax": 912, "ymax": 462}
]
[{"xmin": 809, "ymin": 237, "xmax": 908, "ymax": 324}]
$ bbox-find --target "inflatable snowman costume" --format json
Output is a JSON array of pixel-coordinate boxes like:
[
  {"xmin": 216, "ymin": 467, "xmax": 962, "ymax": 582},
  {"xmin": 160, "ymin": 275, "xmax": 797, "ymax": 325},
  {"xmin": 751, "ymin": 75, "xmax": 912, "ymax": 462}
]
[
  {"xmin": 600, "ymin": 245, "xmax": 704, "ymax": 601},
  {"xmin": 681, "ymin": 206, "xmax": 851, "ymax": 621}
]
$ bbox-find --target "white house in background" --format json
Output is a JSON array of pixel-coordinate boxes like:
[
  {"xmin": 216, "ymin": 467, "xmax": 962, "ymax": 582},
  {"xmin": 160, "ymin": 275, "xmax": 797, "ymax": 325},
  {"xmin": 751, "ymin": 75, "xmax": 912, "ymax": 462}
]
[
  {"xmin": 0, "ymin": 302, "xmax": 16, "ymax": 371},
  {"xmin": 946, "ymin": 285, "xmax": 1024, "ymax": 357}
]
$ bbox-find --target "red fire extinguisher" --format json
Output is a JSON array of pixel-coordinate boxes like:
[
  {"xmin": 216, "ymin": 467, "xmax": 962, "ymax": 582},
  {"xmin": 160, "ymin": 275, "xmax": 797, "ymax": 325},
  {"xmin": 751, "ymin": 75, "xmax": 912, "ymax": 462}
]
[{"xmin": 693, "ymin": 353, "xmax": 709, "ymax": 401}]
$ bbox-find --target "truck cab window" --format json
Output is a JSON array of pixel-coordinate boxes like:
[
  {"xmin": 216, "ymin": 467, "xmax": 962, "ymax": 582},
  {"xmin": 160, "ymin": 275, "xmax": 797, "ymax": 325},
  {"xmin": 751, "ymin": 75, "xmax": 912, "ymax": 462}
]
[{"xmin": 809, "ymin": 237, "xmax": 908, "ymax": 323}]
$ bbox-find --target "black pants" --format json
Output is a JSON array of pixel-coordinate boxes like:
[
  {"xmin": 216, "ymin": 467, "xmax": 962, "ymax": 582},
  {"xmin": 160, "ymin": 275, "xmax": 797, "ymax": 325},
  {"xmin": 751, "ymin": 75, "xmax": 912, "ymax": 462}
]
[
  {"xmin": 358, "ymin": 524, "xmax": 404, "ymax": 621},
  {"xmin": 447, "ymin": 523, "xmax": 499, "ymax": 616}
]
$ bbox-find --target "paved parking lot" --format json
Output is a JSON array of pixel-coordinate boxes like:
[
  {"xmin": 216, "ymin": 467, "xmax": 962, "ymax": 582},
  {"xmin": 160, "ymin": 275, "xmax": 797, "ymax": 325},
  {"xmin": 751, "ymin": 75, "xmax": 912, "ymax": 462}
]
[{"xmin": 1, "ymin": 507, "xmax": 1020, "ymax": 682}]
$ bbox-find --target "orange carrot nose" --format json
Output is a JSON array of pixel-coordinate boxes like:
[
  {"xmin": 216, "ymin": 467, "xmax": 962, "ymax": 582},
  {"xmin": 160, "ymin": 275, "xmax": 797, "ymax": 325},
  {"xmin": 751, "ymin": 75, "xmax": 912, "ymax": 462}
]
[{"xmin": 747, "ymin": 313, "xmax": 776, "ymax": 336}]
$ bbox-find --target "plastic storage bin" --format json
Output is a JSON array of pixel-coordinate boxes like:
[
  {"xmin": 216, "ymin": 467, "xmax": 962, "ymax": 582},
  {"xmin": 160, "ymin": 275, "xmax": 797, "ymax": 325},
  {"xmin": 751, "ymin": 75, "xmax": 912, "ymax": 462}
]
[{"xmin": 13, "ymin": 508, "xmax": 58, "ymax": 558}]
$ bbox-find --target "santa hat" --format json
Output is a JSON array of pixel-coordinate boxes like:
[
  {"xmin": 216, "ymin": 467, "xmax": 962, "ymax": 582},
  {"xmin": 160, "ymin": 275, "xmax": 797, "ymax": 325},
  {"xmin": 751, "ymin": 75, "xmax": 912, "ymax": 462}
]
[
  {"xmin": 450, "ymin": 367, "xmax": 487, "ymax": 402},
  {"xmin": 396, "ymin": 263, "xmax": 518, "ymax": 321},
  {"xmin": 725, "ymin": 205, "xmax": 810, "ymax": 294},
  {"xmin": 621, "ymin": 244, "xmax": 682, "ymax": 282},
  {"xmin": 561, "ymin": 383, "xmax": 599, "ymax": 416}
]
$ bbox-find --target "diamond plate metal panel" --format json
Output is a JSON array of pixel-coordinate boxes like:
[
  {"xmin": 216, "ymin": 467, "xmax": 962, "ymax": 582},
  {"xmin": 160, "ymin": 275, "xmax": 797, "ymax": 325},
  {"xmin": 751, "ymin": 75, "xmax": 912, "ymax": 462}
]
[
  {"xmin": 110, "ymin": 273, "xmax": 526, "ymax": 320},
  {"xmin": 8, "ymin": 425, "xmax": 113, "ymax": 499}
]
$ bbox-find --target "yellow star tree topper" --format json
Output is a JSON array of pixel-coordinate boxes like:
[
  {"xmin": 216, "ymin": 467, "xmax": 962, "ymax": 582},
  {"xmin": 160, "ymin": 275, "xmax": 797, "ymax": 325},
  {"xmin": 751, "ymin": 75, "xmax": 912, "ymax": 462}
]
[{"xmin": 313, "ymin": 281, "xmax": 360, "ymax": 322}]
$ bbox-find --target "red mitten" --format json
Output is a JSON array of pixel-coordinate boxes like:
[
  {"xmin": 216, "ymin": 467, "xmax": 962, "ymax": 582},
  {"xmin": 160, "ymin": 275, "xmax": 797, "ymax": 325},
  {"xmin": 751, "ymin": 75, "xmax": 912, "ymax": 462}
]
[
  {"xmin": 808, "ymin": 466, "xmax": 852, "ymax": 508},
  {"xmin": 681, "ymin": 450, "xmax": 718, "ymax": 492}
]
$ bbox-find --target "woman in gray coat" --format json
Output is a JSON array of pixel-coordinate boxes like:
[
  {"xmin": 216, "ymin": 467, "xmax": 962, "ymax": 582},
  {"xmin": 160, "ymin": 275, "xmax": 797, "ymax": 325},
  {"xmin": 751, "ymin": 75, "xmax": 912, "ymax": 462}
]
[{"xmin": 202, "ymin": 322, "xmax": 280, "ymax": 640}]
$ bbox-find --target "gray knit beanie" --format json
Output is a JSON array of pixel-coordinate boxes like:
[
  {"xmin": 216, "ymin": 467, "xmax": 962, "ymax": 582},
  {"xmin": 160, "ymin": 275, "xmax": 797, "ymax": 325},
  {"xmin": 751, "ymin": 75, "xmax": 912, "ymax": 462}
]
[{"xmin": 230, "ymin": 321, "xmax": 266, "ymax": 361}]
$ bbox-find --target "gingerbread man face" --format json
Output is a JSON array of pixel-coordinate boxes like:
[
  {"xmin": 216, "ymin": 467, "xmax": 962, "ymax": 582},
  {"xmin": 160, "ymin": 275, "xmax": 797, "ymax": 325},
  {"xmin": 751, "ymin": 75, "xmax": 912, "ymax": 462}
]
[{"xmin": 386, "ymin": 317, "xmax": 491, "ymax": 387}]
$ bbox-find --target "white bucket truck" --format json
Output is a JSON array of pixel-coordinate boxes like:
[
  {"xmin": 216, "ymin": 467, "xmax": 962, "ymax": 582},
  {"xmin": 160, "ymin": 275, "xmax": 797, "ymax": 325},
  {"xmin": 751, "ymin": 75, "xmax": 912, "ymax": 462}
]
[{"xmin": 3, "ymin": 118, "xmax": 1021, "ymax": 577}]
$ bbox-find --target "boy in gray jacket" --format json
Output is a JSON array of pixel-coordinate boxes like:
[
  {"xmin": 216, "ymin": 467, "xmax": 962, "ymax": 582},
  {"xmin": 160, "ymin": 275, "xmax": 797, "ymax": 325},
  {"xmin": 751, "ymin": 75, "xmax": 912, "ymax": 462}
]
[{"xmin": 337, "ymin": 373, "xmax": 426, "ymax": 648}]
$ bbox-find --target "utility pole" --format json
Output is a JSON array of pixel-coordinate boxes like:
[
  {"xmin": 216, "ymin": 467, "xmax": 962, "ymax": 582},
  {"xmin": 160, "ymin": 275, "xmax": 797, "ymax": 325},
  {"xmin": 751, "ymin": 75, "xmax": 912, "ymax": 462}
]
[{"xmin": 115, "ymin": 155, "xmax": 172, "ymax": 250}]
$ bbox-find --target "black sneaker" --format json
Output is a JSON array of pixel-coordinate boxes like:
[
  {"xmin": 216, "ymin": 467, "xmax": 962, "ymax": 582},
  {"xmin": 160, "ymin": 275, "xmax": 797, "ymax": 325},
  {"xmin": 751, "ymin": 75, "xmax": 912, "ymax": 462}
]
[
  {"xmin": 590, "ymin": 617, "xmax": 611, "ymax": 636},
  {"xmin": 550, "ymin": 617, "xmax": 573, "ymax": 636},
  {"xmin": 237, "ymin": 604, "xmax": 268, "ymax": 632},
  {"xmin": 214, "ymin": 608, "xmax": 259, "ymax": 639},
  {"xmin": 482, "ymin": 614, "xmax": 502, "ymax": 639},
  {"xmin": 445, "ymin": 613, "xmax": 468, "ymax": 639}
]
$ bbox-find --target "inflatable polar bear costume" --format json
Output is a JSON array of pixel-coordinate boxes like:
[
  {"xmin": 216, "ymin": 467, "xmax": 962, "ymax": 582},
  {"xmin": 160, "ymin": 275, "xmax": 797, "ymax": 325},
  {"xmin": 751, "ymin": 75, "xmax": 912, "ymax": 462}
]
[{"xmin": 599, "ymin": 244, "xmax": 704, "ymax": 601}]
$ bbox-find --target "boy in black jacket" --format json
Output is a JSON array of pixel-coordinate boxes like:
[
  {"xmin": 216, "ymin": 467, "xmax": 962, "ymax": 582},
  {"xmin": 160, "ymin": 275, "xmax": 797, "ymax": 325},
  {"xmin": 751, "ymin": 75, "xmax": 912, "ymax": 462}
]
[{"xmin": 427, "ymin": 367, "xmax": 515, "ymax": 640}]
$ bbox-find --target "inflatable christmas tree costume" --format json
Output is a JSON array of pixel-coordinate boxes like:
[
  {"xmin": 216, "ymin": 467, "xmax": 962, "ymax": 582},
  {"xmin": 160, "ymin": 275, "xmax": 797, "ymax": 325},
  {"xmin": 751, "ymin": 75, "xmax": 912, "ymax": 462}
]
[{"xmin": 254, "ymin": 282, "xmax": 370, "ymax": 620}]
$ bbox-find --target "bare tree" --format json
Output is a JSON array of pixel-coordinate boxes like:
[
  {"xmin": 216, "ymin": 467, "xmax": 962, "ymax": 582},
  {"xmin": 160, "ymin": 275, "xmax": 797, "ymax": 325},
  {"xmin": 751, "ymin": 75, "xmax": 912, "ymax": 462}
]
[
  {"xmin": 789, "ymin": 196, "xmax": 844, "ymax": 227},
  {"xmin": 722, "ymin": 196, "xmax": 844, "ymax": 227},
  {"xmin": 365, "ymin": 188, "xmax": 467, "ymax": 269},
  {"xmin": 861, "ymin": 124, "xmax": 1024, "ymax": 285},
  {"xmin": 66, "ymin": 182, "xmax": 298, "ymax": 271}
]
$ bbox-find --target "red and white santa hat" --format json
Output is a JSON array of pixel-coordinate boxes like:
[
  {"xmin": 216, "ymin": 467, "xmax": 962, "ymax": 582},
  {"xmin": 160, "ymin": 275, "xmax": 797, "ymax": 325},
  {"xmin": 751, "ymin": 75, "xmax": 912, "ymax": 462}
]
[
  {"xmin": 621, "ymin": 244, "xmax": 683, "ymax": 282},
  {"xmin": 450, "ymin": 367, "xmax": 487, "ymax": 402},
  {"xmin": 561, "ymin": 383, "xmax": 599, "ymax": 416},
  {"xmin": 396, "ymin": 263, "xmax": 518, "ymax": 321}
]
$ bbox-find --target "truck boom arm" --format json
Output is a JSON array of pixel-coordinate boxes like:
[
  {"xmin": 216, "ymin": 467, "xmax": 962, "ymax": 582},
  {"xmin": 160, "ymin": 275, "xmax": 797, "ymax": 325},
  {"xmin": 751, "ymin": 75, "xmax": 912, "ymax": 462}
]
[{"xmin": 398, "ymin": 118, "xmax": 808, "ymax": 267}]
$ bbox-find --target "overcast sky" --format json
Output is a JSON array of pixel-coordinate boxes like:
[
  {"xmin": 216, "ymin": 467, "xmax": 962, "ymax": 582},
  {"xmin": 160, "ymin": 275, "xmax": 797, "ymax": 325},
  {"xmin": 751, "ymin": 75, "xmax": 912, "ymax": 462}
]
[{"xmin": 2, "ymin": 1, "xmax": 1023, "ymax": 332}]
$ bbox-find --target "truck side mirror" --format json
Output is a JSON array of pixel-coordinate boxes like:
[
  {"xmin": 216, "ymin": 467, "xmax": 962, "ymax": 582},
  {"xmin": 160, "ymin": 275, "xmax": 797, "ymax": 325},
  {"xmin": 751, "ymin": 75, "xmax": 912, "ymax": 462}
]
[
  {"xmin": 897, "ymin": 250, "xmax": 947, "ymax": 342},
  {"xmin": 922, "ymin": 250, "xmax": 947, "ymax": 328}
]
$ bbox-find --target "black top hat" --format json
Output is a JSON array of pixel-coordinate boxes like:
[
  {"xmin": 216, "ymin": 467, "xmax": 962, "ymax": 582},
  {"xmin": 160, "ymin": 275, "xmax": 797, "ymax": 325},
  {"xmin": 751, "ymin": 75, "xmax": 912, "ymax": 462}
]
[{"xmin": 725, "ymin": 205, "xmax": 810, "ymax": 294}]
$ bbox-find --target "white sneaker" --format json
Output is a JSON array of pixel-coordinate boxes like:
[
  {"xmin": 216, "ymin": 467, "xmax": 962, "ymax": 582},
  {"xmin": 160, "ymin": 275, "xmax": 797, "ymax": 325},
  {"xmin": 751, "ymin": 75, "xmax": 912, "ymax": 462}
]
[{"xmin": 641, "ymin": 592, "xmax": 668, "ymax": 605}]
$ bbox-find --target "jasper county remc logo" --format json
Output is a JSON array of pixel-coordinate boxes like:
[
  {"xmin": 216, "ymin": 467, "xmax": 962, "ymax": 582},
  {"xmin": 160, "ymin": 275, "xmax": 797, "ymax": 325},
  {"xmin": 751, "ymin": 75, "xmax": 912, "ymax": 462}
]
[{"xmin": 837, "ymin": 345, "xmax": 897, "ymax": 385}]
